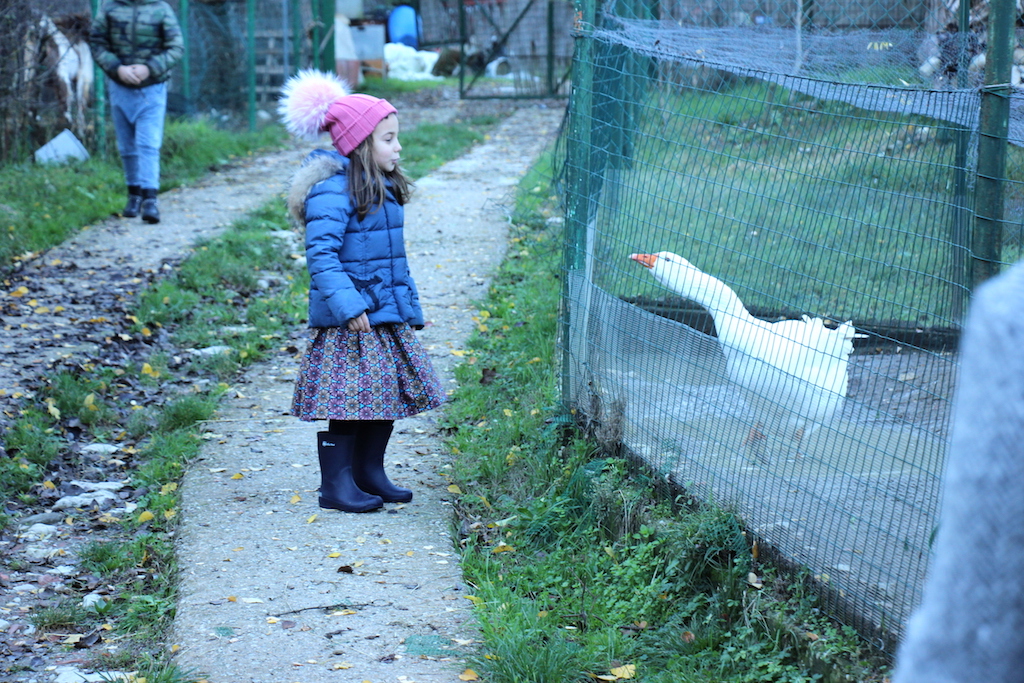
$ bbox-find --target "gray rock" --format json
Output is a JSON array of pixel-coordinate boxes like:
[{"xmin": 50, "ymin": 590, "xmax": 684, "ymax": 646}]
[
  {"xmin": 19, "ymin": 511, "xmax": 64, "ymax": 525},
  {"xmin": 20, "ymin": 523, "xmax": 57, "ymax": 541},
  {"xmin": 53, "ymin": 489, "xmax": 119, "ymax": 510}
]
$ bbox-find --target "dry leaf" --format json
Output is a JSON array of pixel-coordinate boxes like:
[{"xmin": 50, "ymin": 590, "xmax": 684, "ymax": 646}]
[
  {"xmin": 682, "ymin": 631, "xmax": 695, "ymax": 643},
  {"xmin": 307, "ymin": 514, "xmax": 318, "ymax": 523},
  {"xmin": 290, "ymin": 494, "xmax": 301, "ymax": 504},
  {"xmin": 137, "ymin": 510, "xmax": 154, "ymax": 523},
  {"xmin": 230, "ymin": 473, "xmax": 244, "ymax": 480},
  {"xmin": 459, "ymin": 670, "xmax": 480, "ymax": 681},
  {"xmin": 610, "ymin": 664, "xmax": 636, "ymax": 679},
  {"xmin": 332, "ymin": 662, "xmax": 353, "ymax": 670},
  {"xmin": 447, "ymin": 484, "xmax": 463, "ymax": 494},
  {"xmin": 266, "ymin": 617, "xmax": 280, "ymax": 624},
  {"xmin": 492, "ymin": 544, "xmax": 516, "ymax": 553},
  {"xmin": 747, "ymin": 572, "xmax": 763, "ymax": 589},
  {"xmin": 328, "ymin": 552, "xmax": 341, "ymax": 558},
  {"xmin": 160, "ymin": 482, "xmax": 178, "ymax": 495},
  {"xmin": 240, "ymin": 598, "xmax": 263, "ymax": 604}
]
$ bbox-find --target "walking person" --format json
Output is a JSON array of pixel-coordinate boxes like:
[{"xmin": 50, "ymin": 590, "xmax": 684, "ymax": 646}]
[
  {"xmin": 280, "ymin": 70, "xmax": 445, "ymax": 513},
  {"xmin": 89, "ymin": 0, "xmax": 183, "ymax": 223}
]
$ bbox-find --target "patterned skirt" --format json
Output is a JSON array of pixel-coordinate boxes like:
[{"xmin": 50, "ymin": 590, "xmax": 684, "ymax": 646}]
[{"xmin": 291, "ymin": 323, "xmax": 446, "ymax": 421}]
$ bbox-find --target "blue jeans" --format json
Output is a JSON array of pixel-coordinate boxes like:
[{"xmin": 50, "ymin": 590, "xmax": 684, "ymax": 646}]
[{"xmin": 107, "ymin": 79, "xmax": 167, "ymax": 191}]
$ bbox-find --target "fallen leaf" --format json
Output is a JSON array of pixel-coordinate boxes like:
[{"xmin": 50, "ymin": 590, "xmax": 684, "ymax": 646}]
[
  {"xmin": 307, "ymin": 514, "xmax": 318, "ymax": 523},
  {"xmin": 328, "ymin": 552, "xmax": 341, "ymax": 558},
  {"xmin": 447, "ymin": 484, "xmax": 463, "ymax": 494},
  {"xmin": 230, "ymin": 473, "xmax": 244, "ymax": 480},
  {"xmin": 492, "ymin": 544, "xmax": 515, "ymax": 553},
  {"xmin": 610, "ymin": 664, "xmax": 636, "ymax": 679},
  {"xmin": 240, "ymin": 598, "xmax": 263, "ymax": 604},
  {"xmin": 267, "ymin": 617, "xmax": 280, "ymax": 624},
  {"xmin": 459, "ymin": 670, "xmax": 480, "ymax": 681},
  {"xmin": 290, "ymin": 494, "xmax": 301, "ymax": 504},
  {"xmin": 137, "ymin": 510, "xmax": 154, "ymax": 523},
  {"xmin": 747, "ymin": 572, "xmax": 763, "ymax": 589},
  {"xmin": 682, "ymin": 631, "xmax": 695, "ymax": 643},
  {"xmin": 160, "ymin": 482, "xmax": 178, "ymax": 495},
  {"xmin": 332, "ymin": 662, "xmax": 353, "ymax": 670}
]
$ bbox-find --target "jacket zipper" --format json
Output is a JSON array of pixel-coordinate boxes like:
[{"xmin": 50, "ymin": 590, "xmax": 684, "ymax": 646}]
[{"xmin": 129, "ymin": 0, "xmax": 139, "ymax": 66}]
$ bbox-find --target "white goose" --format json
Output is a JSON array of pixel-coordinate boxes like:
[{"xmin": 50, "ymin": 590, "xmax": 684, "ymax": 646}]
[{"xmin": 630, "ymin": 252, "xmax": 858, "ymax": 444}]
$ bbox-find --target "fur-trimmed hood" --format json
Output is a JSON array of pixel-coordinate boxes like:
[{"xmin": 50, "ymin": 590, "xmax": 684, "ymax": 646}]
[{"xmin": 287, "ymin": 149, "xmax": 347, "ymax": 226}]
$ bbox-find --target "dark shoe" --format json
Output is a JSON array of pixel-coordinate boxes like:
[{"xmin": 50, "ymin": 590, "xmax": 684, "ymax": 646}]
[
  {"xmin": 317, "ymin": 432, "xmax": 384, "ymax": 512},
  {"xmin": 353, "ymin": 420, "xmax": 413, "ymax": 503},
  {"xmin": 141, "ymin": 189, "xmax": 159, "ymax": 223},
  {"xmin": 122, "ymin": 186, "xmax": 142, "ymax": 218}
]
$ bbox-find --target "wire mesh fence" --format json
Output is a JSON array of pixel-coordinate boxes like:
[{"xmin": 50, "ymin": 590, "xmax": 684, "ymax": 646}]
[{"xmin": 561, "ymin": 0, "xmax": 1024, "ymax": 651}]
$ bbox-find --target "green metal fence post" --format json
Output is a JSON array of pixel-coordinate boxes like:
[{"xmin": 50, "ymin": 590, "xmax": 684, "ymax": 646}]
[
  {"xmin": 561, "ymin": 0, "xmax": 597, "ymax": 402},
  {"xmin": 91, "ymin": 0, "xmax": 107, "ymax": 156},
  {"xmin": 291, "ymin": 0, "xmax": 302, "ymax": 73},
  {"xmin": 247, "ymin": 0, "xmax": 257, "ymax": 131},
  {"xmin": 547, "ymin": 0, "xmax": 555, "ymax": 96},
  {"xmin": 972, "ymin": 0, "xmax": 1013, "ymax": 287},
  {"xmin": 949, "ymin": 0, "xmax": 971, "ymax": 322},
  {"xmin": 179, "ymin": 0, "xmax": 192, "ymax": 114},
  {"xmin": 319, "ymin": 0, "xmax": 335, "ymax": 73}
]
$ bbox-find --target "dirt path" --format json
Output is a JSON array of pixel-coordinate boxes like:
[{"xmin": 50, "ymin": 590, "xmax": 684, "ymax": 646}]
[
  {"xmin": 0, "ymin": 98, "xmax": 565, "ymax": 682},
  {"xmin": 169, "ymin": 104, "xmax": 566, "ymax": 682}
]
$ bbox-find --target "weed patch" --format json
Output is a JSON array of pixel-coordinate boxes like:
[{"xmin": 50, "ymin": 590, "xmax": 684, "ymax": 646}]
[{"xmin": 442, "ymin": 149, "xmax": 891, "ymax": 682}]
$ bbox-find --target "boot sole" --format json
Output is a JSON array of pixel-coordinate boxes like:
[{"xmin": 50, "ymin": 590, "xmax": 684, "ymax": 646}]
[
  {"xmin": 319, "ymin": 495, "xmax": 383, "ymax": 513},
  {"xmin": 142, "ymin": 215, "xmax": 160, "ymax": 224}
]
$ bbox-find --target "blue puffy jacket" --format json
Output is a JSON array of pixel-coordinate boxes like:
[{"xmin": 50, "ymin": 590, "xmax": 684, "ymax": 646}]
[{"xmin": 287, "ymin": 149, "xmax": 424, "ymax": 329}]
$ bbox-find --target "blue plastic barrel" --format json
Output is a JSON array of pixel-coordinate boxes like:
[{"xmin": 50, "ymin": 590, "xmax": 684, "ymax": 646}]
[{"xmin": 387, "ymin": 5, "xmax": 420, "ymax": 49}]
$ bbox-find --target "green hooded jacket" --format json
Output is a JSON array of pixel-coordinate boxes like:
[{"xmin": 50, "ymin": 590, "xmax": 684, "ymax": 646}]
[{"xmin": 89, "ymin": 0, "xmax": 184, "ymax": 87}]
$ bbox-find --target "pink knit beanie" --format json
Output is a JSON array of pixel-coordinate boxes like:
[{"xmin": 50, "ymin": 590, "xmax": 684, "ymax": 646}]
[
  {"xmin": 322, "ymin": 95, "xmax": 397, "ymax": 156},
  {"xmin": 277, "ymin": 70, "xmax": 396, "ymax": 156}
]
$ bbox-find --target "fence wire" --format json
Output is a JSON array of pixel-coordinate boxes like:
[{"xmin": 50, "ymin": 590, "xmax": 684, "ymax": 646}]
[{"xmin": 562, "ymin": 0, "xmax": 1024, "ymax": 651}]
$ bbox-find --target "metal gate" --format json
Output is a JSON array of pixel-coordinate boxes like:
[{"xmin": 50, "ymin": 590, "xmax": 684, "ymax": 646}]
[{"xmin": 416, "ymin": 0, "xmax": 574, "ymax": 99}]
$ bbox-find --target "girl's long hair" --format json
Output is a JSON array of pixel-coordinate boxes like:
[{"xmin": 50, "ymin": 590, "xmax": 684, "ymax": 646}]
[{"xmin": 348, "ymin": 135, "xmax": 412, "ymax": 220}]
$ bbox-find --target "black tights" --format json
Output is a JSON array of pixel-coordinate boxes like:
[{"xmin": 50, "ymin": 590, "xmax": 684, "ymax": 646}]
[{"xmin": 328, "ymin": 419, "xmax": 393, "ymax": 436}]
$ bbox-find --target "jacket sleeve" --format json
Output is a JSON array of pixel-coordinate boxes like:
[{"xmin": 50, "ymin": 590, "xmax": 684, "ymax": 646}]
[
  {"xmin": 305, "ymin": 181, "xmax": 367, "ymax": 325},
  {"xmin": 88, "ymin": 7, "xmax": 121, "ymax": 80},
  {"xmin": 146, "ymin": 3, "xmax": 184, "ymax": 80}
]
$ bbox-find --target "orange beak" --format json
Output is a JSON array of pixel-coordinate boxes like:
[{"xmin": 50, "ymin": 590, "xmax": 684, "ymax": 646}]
[{"xmin": 629, "ymin": 253, "xmax": 657, "ymax": 269}]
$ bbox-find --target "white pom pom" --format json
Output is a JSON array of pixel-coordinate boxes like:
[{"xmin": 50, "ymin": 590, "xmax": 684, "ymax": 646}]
[{"xmin": 278, "ymin": 69, "xmax": 350, "ymax": 138}]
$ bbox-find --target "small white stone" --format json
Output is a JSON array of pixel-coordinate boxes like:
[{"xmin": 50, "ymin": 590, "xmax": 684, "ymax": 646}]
[{"xmin": 20, "ymin": 523, "xmax": 58, "ymax": 541}]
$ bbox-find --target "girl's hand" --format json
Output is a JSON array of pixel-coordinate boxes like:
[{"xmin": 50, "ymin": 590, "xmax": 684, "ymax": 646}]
[{"xmin": 347, "ymin": 312, "xmax": 370, "ymax": 333}]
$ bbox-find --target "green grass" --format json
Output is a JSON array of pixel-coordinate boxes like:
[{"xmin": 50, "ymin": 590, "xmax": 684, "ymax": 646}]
[
  {"xmin": 585, "ymin": 78, "xmax": 1024, "ymax": 328},
  {"xmin": 441, "ymin": 148, "xmax": 890, "ymax": 682},
  {"xmin": 0, "ymin": 118, "xmax": 286, "ymax": 270}
]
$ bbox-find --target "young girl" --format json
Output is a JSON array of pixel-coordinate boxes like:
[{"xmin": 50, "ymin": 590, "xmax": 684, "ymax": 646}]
[{"xmin": 279, "ymin": 70, "xmax": 445, "ymax": 513}]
